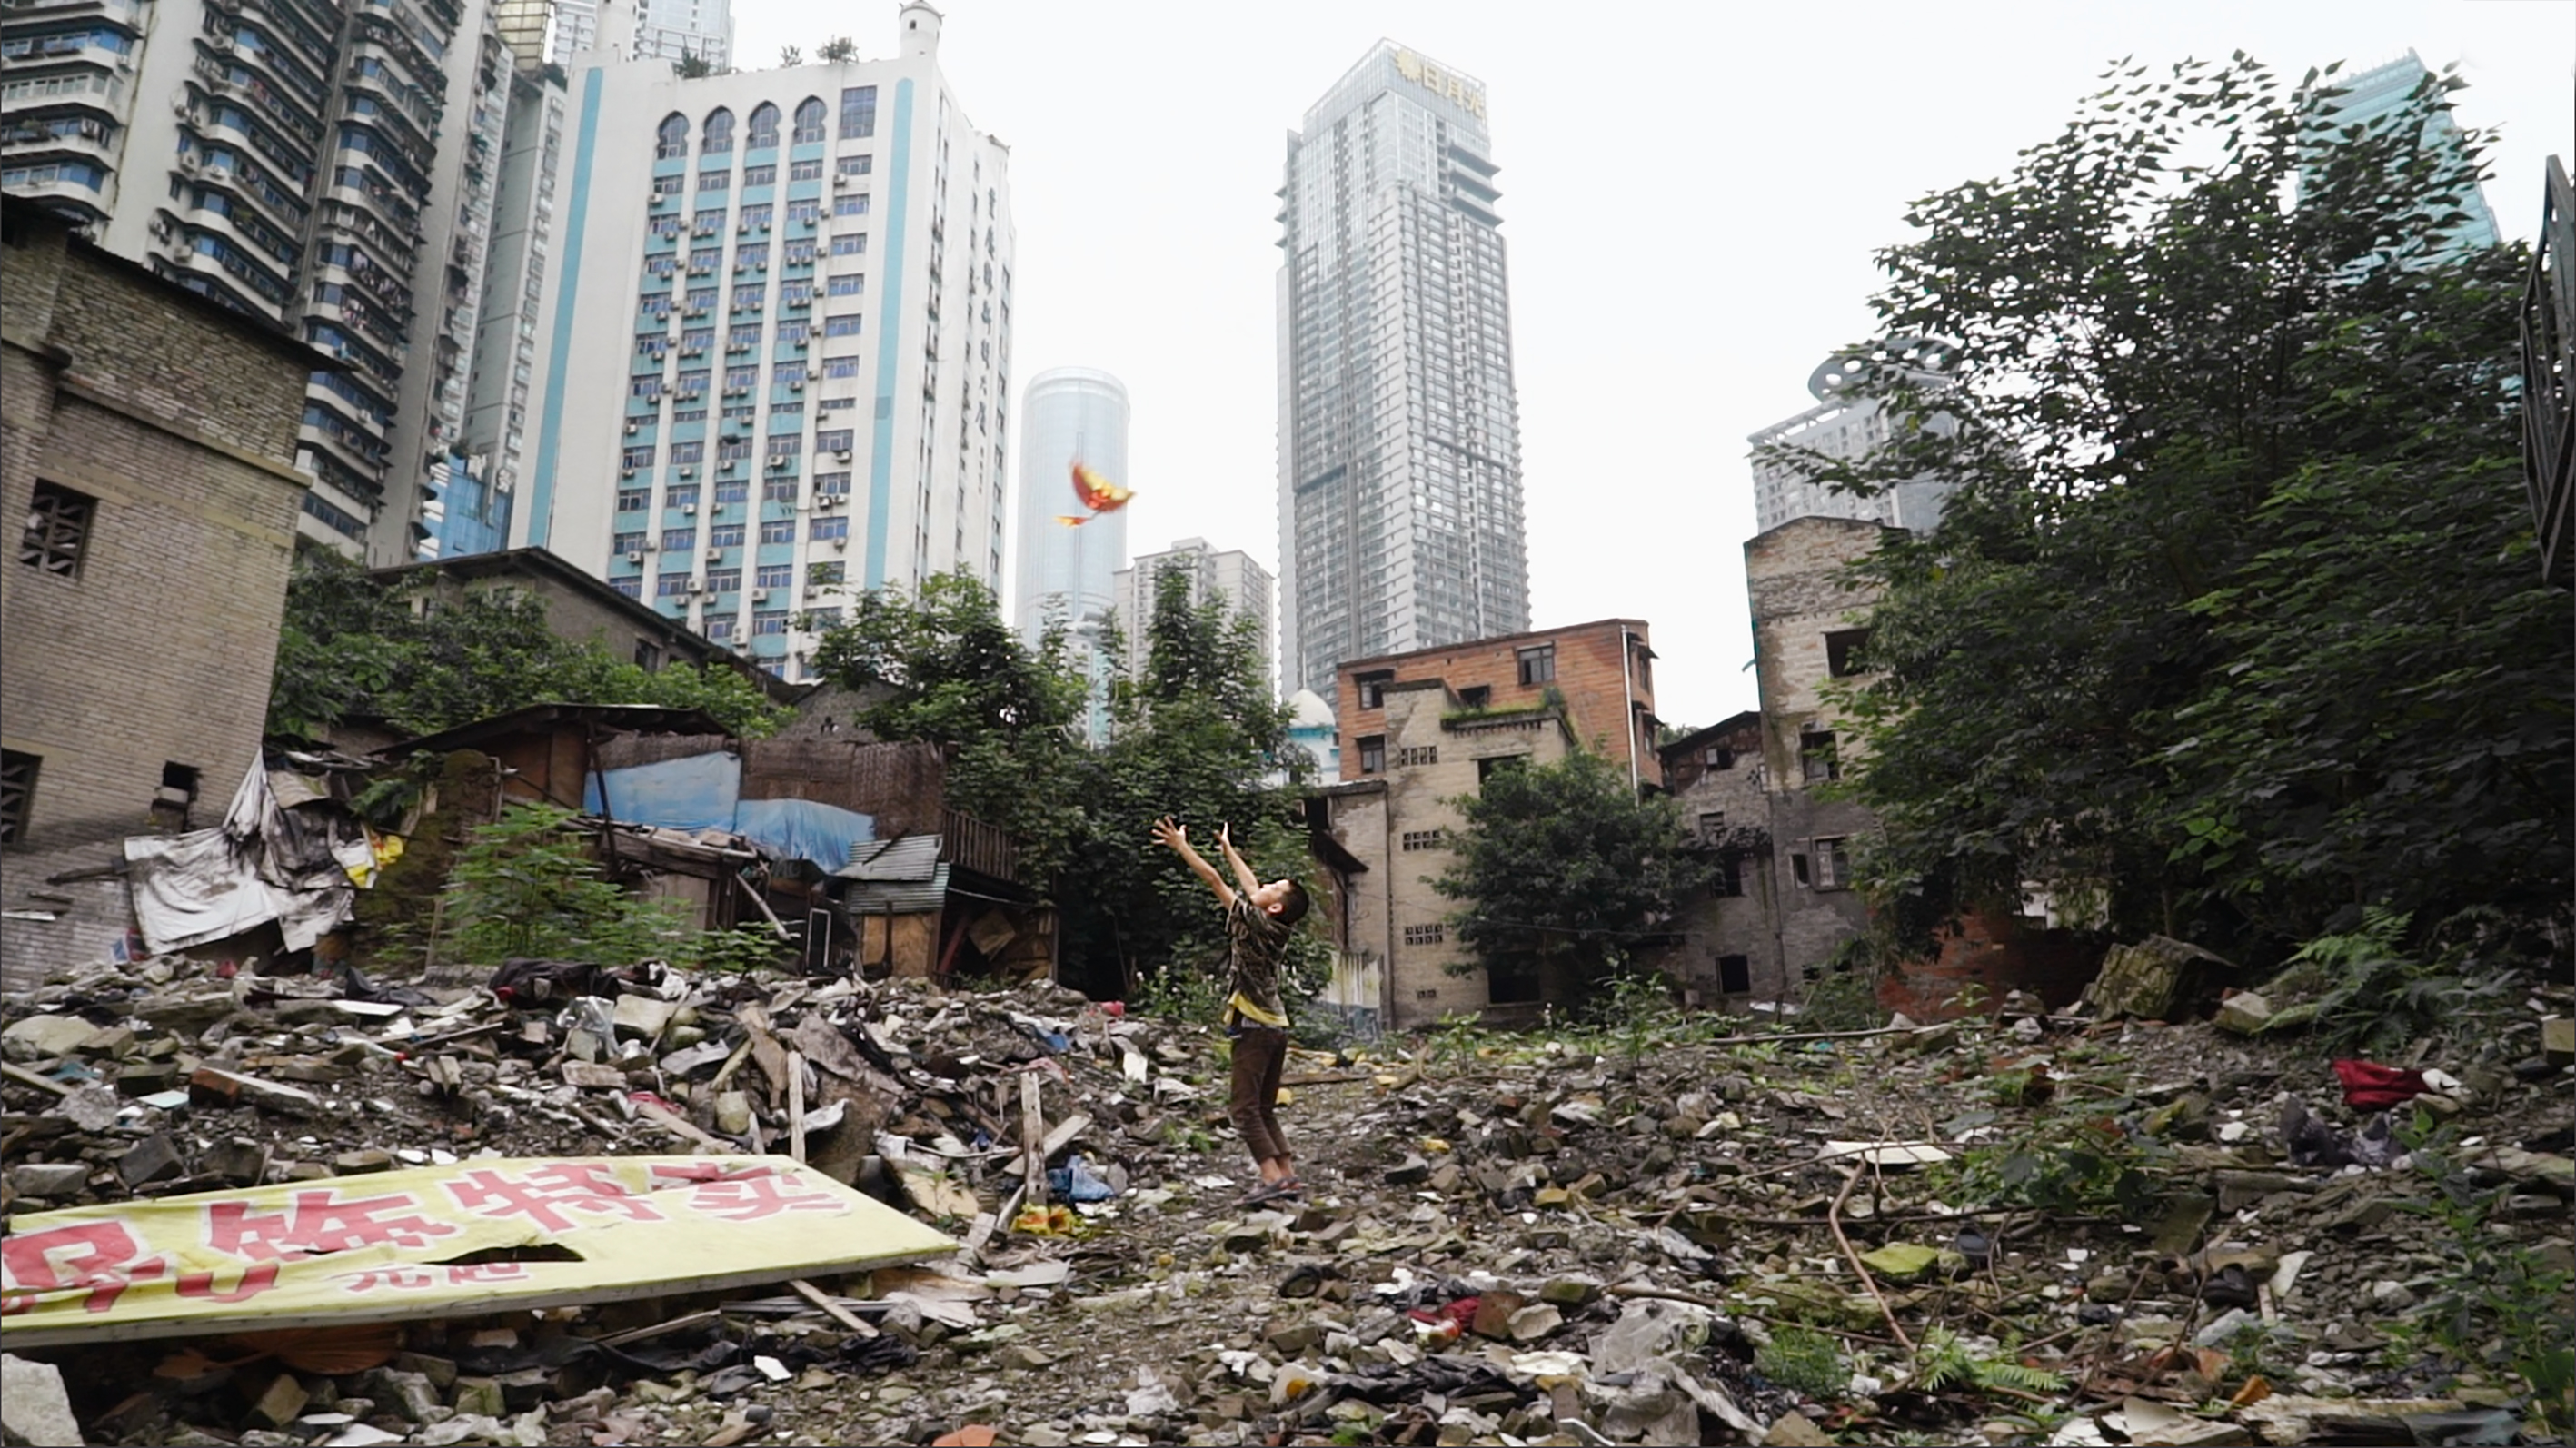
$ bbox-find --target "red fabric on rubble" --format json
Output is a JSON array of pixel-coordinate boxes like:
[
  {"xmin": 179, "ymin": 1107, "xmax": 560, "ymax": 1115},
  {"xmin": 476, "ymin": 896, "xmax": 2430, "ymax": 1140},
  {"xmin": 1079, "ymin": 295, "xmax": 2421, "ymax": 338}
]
[{"xmin": 2332, "ymin": 1058, "xmax": 2428, "ymax": 1110}]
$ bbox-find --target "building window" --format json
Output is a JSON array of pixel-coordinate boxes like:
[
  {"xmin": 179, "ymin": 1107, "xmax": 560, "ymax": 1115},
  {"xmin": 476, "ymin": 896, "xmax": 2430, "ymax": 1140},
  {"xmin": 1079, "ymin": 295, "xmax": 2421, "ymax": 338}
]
[
  {"xmin": 1812, "ymin": 836, "xmax": 1850, "ymax": 889},
  {"xmin": 633, "ymin": 640, "xmax": 663, "ymax": 670},
  {"xmin": 617, "ymin": 490, "xmax": 650, "ymax": 512},
  {"xmin": 666, "ymin": 485, "xmax": 701, "ymax": 508},
  {"xmin": 610, "ymin": 577, "xmax": 642, "ymax": 600},
  {"xmin": 708, "ymin": 523, "xmax": 744, "ymax": 547},
  {"xmin": 1457, "ymin": 685, "xmax": 1491, "ymax": 708},
  {"xmin": 1476, "ymin": 754, "xmax": 1525, "ymax": 783},
  {"xmin": 822, "ymin": 311, "xmax": 864, "ymax": 336},
  {"xmin": 745, "ymin": 102, "xmax": 779, "ymax": 150},
  {"xmin": 809, "ymin": 560, "xmax": 847, "ymax": 586},
  {"xmin": 833, "ymin": 192, "xmax": 869, "ymax": 218},
  {"xmin": 791, "ymin": 97, "xmax": 826, "ymax": 144},
  {"xmin": 788, "ymin": 157, "xmax": 822, "ymax": 181},
  {"xmin": 654, "ymin": 113, "xmax": 688, "ymax": 160},
  {"xmin": 705, "ymin": 567, "xmax": 741, "ymax": 593},
  {"xmin": 823, "ymin": 354, "xmax": 861, "ymax": 378},
  {"xmin": 814, "ymin": 471, "xmax": 851, "ymax": 496},
  {"xmin": 19, "ymin": 481, "xmax": 94, "ymax": 578},
  {"xmin": 759, "ymin": 519, "xmax": 797, "ymax": 543},
  {"xmin": 810, "ymin": 516, "xmax": 849, "ymax": 541},
  {"xmin": 1395, "ymin": 745, "xmax": 1437, "ymax": 768},
  {"xmin": 706, "ymin": 616, "xmax": 737, "ymax": 643},
  {"xmin": 697, "ymin": 170, "xmax": 730, "ymax": 192},
  {"xmin": 1713, "ymin": 852, "xmax": 1746, "ymax": 898},
  {"xmin": 1355, "ymin": 669, "xmax": 1393, "ymax": 709},
  {"xmin": 1825, "ymin": 628, "xmax": 1873, "ymax": 678},
  {"xmin": 827, "ymin": 273, "xmax": 865, "ymax": 296},
  {"xmin": 701, "ymin": 107, "xmax": 734, "ymax": 154},
  {"xmin": 1357, "ymin": 735, "xmax": 1386, "ymax": 775},
  {"xmin": 656, "ymin": 572, "xmax": 694, "ymax": 598},
  {"xmin": 0, "ymin": 749, "xmax": 35, "ymax": 844},
  {"xmin": 1717, "ymin": 955, "xmax": 1752, "ymax": 994},
  {"xmin": 1400, "ymin": 830, "xmax": 1446, "ymax": 852},
  {"xmin": 837, "ymin": 154, "xmax": 872, "ymax": 177},
  {"xmin": 662, "ymin": 527, "xmax": 696, "ymax": 551},
  {"xmin": 755, "ymin": 563, "xmax": 794, "ymax": 590},
  {"xmin": 752, "ymin": 609, "xmax": 791, "ymax": 635},
  {"xmin": 1703, "ymin": 744, "xmax": 1735, "ymax": 770},
  {"xmin": 1403, "ymin": 924, "xmax": 1446, "ymax": 947},
  {"xmin": 1697, "ymin": 811, "xmax": 1726, "ymax": 846},
  {"xmin": 1517, "ymin": 644, "xmax": 1556, "ymax": 686},
  {"xmin": 839, "ymin": 85, "xmax": 877, "ymax": 139},
  {"xmin": 1800, "ymin": 729, "xmax": 1839, "ymax": 783},
  {"xmin": 830, "ymin": 233, "xmax": 867, "ymax": 257}
]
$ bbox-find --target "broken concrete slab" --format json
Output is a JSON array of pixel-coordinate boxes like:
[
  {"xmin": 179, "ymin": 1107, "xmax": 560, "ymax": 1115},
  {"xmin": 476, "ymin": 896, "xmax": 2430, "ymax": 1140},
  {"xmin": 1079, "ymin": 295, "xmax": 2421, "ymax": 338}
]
[
  {"xmin": 2213, "ymin": 992, "xmax": 2273, "ymax": 1035},
  {"xmin": 2084, "ymin": 935, "xmax": 2233, "ymax": 1021},
  {"xmin": 0, "ymin": 1354, "xmax": 82, "ymax": 1446}
]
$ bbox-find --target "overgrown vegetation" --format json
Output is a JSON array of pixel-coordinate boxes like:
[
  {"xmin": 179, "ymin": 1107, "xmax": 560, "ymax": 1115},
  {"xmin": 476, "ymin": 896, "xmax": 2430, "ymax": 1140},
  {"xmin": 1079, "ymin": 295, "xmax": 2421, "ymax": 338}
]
[
  {"xmin": 2279, "ymin": 905, "xmax": 2530, "ymax": 1056},
  {"xmin": 1787, "ymin": 54, "xmax": 2570, "ymax": 972},
  {"xmin": 414, "ymin": 802, "xmax": 786, "ymax": 973},
  {"xmin": 1433, "ymin": 749, "xmax": 1709, "ymax": 1004},
  {"xmin": 269, "ymin": 551, "xmax": 787, "ymax": 742},
  {"xmin": 812, "ymin": 568, "xmax": 1319, "ymax": 1004}
]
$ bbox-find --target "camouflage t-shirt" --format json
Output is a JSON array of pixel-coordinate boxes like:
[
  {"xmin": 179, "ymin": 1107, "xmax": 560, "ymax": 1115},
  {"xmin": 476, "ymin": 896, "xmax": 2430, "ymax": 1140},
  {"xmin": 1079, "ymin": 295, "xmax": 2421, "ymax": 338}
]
[{"xmin": 1224, "ymin": 896, "xmax": 1291, "ymax": 1029}]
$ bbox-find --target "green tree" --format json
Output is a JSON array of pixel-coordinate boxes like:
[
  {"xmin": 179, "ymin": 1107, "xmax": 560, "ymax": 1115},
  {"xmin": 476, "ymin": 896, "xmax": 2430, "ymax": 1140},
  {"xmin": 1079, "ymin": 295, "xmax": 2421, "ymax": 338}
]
[
  {"xmin": 1433, "ymin": 749, "xmax": 1709, "ymax": 1004},
  {"xmin": 815, "ymin": 35, "xmax": 856, "ymax": 63},
  {"xmin": 1059, "ymin": 564, "xmax": 1312, "ymax": 999},
  {"xmin": 1796, "ymin": 55, "xmax": 2570, "ymax": 960},
  {"xmin": 809, "ymin": 570, "xmax": 1089, "ymax": 878},
  {"xmin": 778, "ymin": 44, "xmax": 802, "ymax": 66},
  {"xmin": 674, "ymin": 50, "xmax": 714, "ymax": 78},
  {"xmin": 267, "ymin": 551, "xmax": 789, "ymax": 741}
]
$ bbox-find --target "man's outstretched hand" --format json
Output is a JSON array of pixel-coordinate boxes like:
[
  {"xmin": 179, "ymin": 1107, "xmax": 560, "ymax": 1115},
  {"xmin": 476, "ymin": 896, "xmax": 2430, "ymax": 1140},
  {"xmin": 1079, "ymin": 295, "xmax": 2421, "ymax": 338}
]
[{"xmin": 1151, "ymin": 817, "xmax": 1188, "ymax": 852}]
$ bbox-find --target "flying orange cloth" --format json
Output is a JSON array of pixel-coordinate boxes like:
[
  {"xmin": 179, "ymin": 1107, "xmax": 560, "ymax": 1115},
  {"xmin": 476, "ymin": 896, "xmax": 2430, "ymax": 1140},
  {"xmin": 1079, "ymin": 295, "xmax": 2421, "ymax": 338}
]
[{"xmin": 1069, "ymin": 461, "xmax": 1134, "ymax": 515}]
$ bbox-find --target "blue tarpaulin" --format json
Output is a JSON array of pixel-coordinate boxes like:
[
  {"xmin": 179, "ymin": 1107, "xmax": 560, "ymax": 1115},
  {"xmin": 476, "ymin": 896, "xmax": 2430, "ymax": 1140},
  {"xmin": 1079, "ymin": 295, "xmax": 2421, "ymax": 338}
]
[
  {"xmin": 582, "ymin": 752, "xmax": 874, "ymax": 868},
  {"xmin": 583, "ymin": 752, "xmax": 741, "ymax": 831},
  {"xmin": 733, "ymin": 798, "xmax": 876, "ymax": 872}
]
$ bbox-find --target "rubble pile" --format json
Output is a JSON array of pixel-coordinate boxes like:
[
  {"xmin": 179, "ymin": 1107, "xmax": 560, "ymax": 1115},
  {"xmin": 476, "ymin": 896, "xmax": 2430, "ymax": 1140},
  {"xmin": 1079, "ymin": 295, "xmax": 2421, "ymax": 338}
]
[{"xmin": 4, "ymin": 952, "xmax": 2571, "ymax": 1446}]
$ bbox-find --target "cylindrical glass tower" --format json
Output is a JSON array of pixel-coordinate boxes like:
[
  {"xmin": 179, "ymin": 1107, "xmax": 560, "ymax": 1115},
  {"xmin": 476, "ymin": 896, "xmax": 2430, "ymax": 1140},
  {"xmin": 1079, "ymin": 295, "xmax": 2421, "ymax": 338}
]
[{"xmin": 1013, "ymin": 367, "xmax": 1131, "ymax": 646}]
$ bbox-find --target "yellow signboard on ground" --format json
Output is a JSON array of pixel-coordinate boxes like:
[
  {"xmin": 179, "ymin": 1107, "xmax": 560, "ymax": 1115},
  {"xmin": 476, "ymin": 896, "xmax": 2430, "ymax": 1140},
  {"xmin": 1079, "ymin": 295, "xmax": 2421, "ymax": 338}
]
[{"xmin": 1, "ymin": 1155, "xmax": 955, "ymax": 1348}]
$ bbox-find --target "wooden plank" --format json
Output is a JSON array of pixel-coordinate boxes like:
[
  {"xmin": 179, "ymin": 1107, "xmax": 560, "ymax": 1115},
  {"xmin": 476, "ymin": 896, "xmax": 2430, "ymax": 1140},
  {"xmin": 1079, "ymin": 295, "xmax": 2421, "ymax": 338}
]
[
  {"xmin": 1000, "ymin": 1113, "xmax": 1092, "ymax": 1176},
  {"xmin": 790, "ymin": 1277, "xmax": 878, "ymax": 1337},
  {"xmin": 787, "ymin": 1050, "xmax": 808, "ymax": 1165},
  {"xmin": 1019, "ymin": 1073, "xmax": 1046, "ymax": 1208},
  {"xmin": 632, "ymin": 1098, "xmax": 728, "ymax": 1153},
  {"xmin": 2, "ymin": 1063, "xmax": 75, "ymax": 1096}
]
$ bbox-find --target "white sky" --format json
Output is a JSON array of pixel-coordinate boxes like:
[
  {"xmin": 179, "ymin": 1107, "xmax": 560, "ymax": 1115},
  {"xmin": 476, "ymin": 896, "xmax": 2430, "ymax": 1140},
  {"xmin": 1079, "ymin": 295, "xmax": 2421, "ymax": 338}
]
[{"xmin": 732, "ymin": 1, "xmax": 2574, "ymax": 726}]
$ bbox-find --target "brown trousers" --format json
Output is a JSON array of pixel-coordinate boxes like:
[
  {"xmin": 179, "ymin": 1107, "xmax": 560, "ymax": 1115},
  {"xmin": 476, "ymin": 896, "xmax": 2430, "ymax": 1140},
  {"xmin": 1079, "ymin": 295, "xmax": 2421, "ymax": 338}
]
[{"xmin": 1228, "ymin": 1026, "xmax": 1291, "ymax": 1164}]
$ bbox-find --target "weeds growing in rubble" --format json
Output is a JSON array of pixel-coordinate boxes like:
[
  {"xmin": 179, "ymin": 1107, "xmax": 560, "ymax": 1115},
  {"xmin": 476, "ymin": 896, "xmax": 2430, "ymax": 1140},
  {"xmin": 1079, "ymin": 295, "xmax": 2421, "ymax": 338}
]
[
  {"xmin": 1755, "ymin": 1324, "xmax": 1849, "ymax": 1399},
  {"xmin": 2293, "ymin": 906, "xmax": 2526, "ymax": 1056},
  {"xmin": 2386, "ymin": 1119, "xmax": 2576, "ymax": 1424},
  {"xmin": 1907, "ymin": 1327, "xmax": 2066, "ymax": 1394}
]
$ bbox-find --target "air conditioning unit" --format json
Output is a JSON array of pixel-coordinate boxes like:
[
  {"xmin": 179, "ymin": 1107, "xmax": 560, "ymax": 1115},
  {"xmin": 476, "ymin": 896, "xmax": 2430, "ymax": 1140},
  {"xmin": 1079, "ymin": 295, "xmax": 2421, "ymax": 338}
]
[
  {"xmin": 737, "ymin": 223, "xmax": 750, "ymax": 235},
  {"xmin": 790, "ymin": 381, "xmax": 803, "ymax": 392},
  {"xmin": 790, "ymin": 341, "xmax": 807, "ymax": 352},
  {"xmin": 620, "ymin": 467, "xmax": 634, "ymax": 478},
  {"xmin": 723, "ymin": 386, "xmax": 744, "ymax": 397},
  {"xmin": 680, "ymin": 465, "xmax": 696, "ymax": 478},
  {"xmin": 719, "ymin": 459, "xmax": 738, "ymax": 471},
  {"xmin": 625, "ymin": 550, "xmax": 645, "ymax": 563},
  {"xmin": 623, "ymin": 422, "xmax": 639, "ymax": 435},
  {"xmin": 727, "ymin": 342, "xmax": 747, "ymax": 353},
  {"xmin": 767, "ymin": 456, "xmax": 786, "ymax": 470},
  {"xmin": 816, "ymin": 493, "xmax": 838, "ymax": 510},
  {"xmin": 830, "ymin": 537, "xmax": 848, "ymax": 551},
  {"xmin": 751, "ymin": 589, "xmax": 771, "ymax": 602},
  {"xmin": 681, "ymin": 502, "xmax": 697, "ymax": 515},
  {"xmin": 831, "ymin": 175, "xmax": 848, "ymax": 189},
  {"xmin": 835, "ymin": 449, "xmax": 852, "ymax": 463},
  {"xmin": 684, "ymin": 580, "xmax": 703, "ymax": 594},
  {"xmin": 642, "ymin": 539, "xmax": 659, "ymax": 551},
  {"xmin": 757, "ymin": 222, "xmax": 770, "ymax": 233},
  {"xmin": 706, "ymin": 548, "xmax": 723, "ymax": 561}
]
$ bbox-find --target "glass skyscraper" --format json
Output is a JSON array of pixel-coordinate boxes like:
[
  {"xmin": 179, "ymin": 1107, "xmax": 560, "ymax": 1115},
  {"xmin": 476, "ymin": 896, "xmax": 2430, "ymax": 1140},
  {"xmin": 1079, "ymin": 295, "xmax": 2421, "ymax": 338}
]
[
  {"xmin": 2307, "ymin": 50, "xmax": 2500, "ymax": 260},
  {"xmin": 1277, "ymin": 42, "xmax": 1527, "ymax": 699}
]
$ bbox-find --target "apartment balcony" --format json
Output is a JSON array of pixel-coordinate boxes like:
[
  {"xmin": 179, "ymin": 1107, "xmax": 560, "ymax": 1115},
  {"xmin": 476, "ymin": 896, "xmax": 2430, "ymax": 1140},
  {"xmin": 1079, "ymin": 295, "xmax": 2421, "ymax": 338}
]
[
  {"xmin": 1, "ymin": 111, "xmax": 114, "ymax": 167},
  {"xmin": 303, "ymin": 289, "xmax": 408, "ymax": 353},
  {"xmin": 0, "ymin": 63, "xmax": 124, "ymax": 120},
  {"xmin": 299, "ymin": 408, "xmax": 392, "ymax": 476},
  {"xmin": 1, "ymin": 0, "xmax": 148, "ymax": 25},
  {"xmin": 0, "ymin": 28, "xmax": 134, "ymax": 79},
  {"xmin": 2, "ymin": 155, "xmax": 108, "ymax": 221},
  {"xmin": 154, "ymin": 233, "xmax": 290, "ymax": 318}
]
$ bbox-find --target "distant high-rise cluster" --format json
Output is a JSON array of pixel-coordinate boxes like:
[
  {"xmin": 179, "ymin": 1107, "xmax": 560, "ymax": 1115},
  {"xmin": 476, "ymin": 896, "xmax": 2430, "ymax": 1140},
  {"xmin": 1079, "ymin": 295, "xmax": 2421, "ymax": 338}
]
[
  {"xmin": 1111, "ymin": 538, "xmax": 1275, "ymax": 694},
  {"xmin": 1277, "ymin": 41, "xmax": 1528, "ymax": 700}
]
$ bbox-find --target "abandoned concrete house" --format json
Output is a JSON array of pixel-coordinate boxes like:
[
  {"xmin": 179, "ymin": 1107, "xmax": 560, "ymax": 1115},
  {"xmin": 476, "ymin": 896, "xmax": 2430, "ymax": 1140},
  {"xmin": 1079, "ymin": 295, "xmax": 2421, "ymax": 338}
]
[
  {"xmin": 1315, "ymin": 620, "xmax": 1662, "ymax": 1030},
  {"xmin": 0, "ymin": 207, "xmax": 329, "ymax": 986}
]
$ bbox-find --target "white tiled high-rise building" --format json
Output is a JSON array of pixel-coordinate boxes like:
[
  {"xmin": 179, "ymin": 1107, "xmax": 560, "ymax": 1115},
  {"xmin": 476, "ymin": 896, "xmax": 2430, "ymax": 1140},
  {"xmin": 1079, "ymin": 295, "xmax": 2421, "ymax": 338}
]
[
  {"xmin": 513, "ymin": 1, "xmax": 1012, "ymax": 680},
  {"xmin": 552, "ymin": 0, "xmax": 731, "ymax": 71},
  {"xmin": 1748, "ymin": 339, "xmax": 1958, "ymax": 536},
  {"xmin": 1111, "ymin": 538, "xmax": 1275, "ymax": 696},
  {"xmin": 1277, "ymin": 41, "xmax": 1527, "ymax": 700},
  {"xmin": 1, "ymin": 0, "xmax": 514, "ymax": 563}
]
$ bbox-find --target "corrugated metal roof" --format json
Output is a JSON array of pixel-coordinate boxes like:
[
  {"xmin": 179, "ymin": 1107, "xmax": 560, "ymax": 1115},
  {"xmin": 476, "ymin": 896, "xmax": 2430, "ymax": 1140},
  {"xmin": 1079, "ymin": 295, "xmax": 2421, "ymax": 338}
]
[
  {"xmin": 836, "ymin": 834, "xmax": 942, "ymax": 881},
  {"xmin": 839, "ymin": 862, "xmax": 950, "ymax": 914}
]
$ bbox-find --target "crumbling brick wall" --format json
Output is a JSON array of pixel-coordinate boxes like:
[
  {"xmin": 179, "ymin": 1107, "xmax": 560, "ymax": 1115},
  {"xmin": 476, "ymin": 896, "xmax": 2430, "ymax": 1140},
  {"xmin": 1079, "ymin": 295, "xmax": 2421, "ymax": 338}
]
[{"xmin": 0, "ymin": 212, "xmax": 315, "ymax": 987}]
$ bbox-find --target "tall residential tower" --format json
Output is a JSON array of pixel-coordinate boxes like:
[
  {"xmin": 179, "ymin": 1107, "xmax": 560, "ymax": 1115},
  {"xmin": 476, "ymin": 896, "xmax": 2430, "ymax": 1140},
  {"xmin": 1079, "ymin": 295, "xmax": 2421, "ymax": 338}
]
[
  {"xmin": 1277, "ymin": 42, "xmax": 1527, "ymax": 699},
  {"xmin": 0, "ymin": 0, "xmax": 513, "ymax": 562},
  {"xmin": 513, "ymin": 2, "xmax": 1013, "ymax": 680}
]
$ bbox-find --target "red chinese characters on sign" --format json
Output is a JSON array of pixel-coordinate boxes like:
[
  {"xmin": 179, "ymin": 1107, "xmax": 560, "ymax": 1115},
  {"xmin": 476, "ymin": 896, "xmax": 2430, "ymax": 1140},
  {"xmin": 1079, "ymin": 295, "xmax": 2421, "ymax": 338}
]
[
  {"xmin": 1, "ymin": 1221, "xmax": 168, "ymax": 1315},
  {"xmin": 205, "ymin": 1188, "xmax": 462, "ymax": 1263},
  {"xmin": 647, "ymin": 1163, "xmax": 844, "ymax": 1222},
  {"xmin": 333, "ymin": 1263, "xmax": 533, "ymax": 1295},
  {"xmin": 444, "ymin": 1162, "xmax": 666, "ymax": 1232}
]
